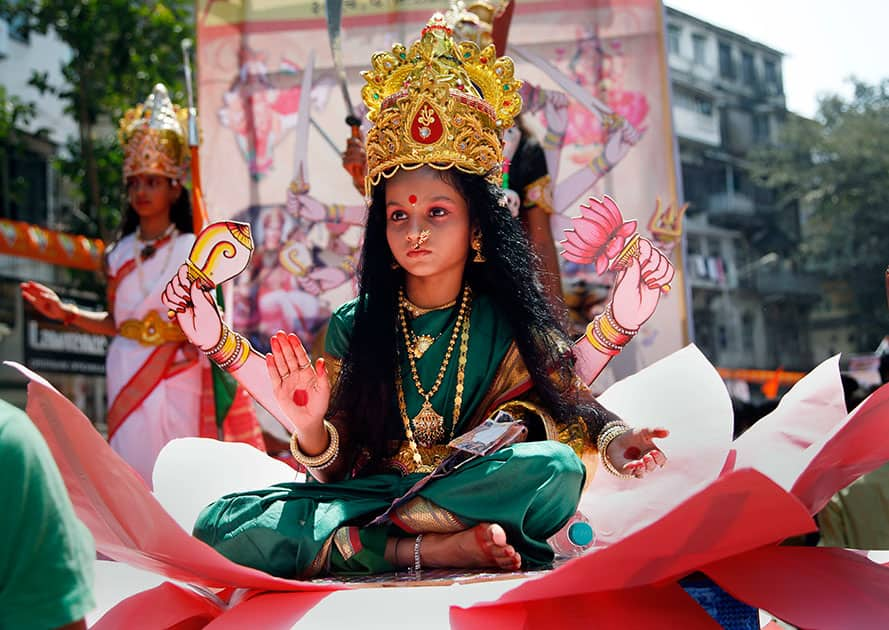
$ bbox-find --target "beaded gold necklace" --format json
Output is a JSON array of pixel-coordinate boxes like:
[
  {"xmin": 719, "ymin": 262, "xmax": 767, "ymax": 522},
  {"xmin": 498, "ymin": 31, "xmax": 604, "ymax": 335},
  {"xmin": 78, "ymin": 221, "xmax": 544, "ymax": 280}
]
[{"xmin": 396, "ymin": 285, "xmax": 472, "ymax": 456}]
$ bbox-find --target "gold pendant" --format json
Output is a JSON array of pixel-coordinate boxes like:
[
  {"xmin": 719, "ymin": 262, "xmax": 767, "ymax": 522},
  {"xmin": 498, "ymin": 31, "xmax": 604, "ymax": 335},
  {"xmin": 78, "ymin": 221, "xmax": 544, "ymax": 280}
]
[
  {"xmin": 413, "ymin": 334, "xmax": 435, "ymax": 359},
  {"xmin": 411, "ymin": 400, "xmax": 445, "ymax": 447}
]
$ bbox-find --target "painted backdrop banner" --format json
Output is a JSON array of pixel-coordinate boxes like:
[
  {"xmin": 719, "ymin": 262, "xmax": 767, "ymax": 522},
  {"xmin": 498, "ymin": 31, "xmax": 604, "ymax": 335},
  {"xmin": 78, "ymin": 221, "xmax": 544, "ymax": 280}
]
[{"xmin": 196, "ymin": 0, "xmax": 686, "ymax": 381}]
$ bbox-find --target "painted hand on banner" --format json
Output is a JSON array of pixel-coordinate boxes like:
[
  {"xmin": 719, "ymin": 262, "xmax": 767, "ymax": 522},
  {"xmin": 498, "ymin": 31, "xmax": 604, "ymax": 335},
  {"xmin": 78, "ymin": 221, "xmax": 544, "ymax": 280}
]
[
  {"xmin": 543, "ymin": 89, "xmax": 570, "ymax": 135},
  {"xmin": 602, "ymin": 116, "xmax": 643, "ymax": 167},
  {"xmin": 266, "ymin": 331, "xmax": 329, "ymax": 434},
  {"xmin": 162, "ymin": 264, "xmax": 222, "ymax": 351}
]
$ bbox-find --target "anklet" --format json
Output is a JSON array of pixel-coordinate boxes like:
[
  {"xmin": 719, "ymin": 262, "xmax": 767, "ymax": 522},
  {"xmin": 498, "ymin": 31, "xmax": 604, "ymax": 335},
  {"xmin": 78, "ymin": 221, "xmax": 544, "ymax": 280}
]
[{"xmin": 412, "ymin": 534, "xmax": 424, "ymax": 578}]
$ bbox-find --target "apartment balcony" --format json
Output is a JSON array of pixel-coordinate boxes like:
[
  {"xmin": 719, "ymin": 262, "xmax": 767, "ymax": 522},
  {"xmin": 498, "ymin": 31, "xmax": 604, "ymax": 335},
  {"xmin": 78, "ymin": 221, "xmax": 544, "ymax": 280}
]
[
  {"xmin": 706, "ymin": 192, "xmax": 755, "ymax": 221},
  {"xmin": 744, "ymin": 269, "xmax": 822, "ymax": 302}
]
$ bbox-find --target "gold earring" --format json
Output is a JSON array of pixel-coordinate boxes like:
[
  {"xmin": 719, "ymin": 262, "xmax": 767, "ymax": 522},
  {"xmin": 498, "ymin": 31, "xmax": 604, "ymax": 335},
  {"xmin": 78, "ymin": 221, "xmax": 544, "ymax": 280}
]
[
  {"xmin": 471, "ymin": 232, "xmax": 485, "ymax": 263},
  {"xmin": 391, "ymin": 257, "xmax": 401, "ymax": 270}
]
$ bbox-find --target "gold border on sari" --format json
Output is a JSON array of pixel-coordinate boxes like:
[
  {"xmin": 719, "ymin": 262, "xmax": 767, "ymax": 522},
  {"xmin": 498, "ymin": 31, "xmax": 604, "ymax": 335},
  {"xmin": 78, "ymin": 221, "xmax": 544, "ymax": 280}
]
[
  {"xmin": 392, "ymin": 497, "xmax": 466, "ymax": 534},
  {"xmin": 300, "ymin": 532, "xmax": 336, "ymax": 579}
]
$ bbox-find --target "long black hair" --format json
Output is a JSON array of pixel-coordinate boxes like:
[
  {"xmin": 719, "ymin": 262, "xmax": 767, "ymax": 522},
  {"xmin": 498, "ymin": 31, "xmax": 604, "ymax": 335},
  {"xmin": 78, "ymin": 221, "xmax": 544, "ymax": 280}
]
[
  {"xmin": 115, "ymin": 179, "xmax": 194, "ymax": 242},
  {"xmin": 327, "ymin": 168, "xmax": 618, "ymax": 461}
]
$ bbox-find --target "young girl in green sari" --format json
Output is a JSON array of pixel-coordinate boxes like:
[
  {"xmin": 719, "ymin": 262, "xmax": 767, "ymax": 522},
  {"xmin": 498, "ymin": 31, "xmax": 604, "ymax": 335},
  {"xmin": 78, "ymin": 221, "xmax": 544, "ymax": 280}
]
[{"xmin": 162, "ymin": 15, "xmax": 667, "ymax": 577}]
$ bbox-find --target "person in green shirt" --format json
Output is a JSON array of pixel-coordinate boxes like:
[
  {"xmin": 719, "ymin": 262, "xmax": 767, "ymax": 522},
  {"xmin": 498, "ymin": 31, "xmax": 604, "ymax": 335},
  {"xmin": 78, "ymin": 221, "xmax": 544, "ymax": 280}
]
[
  {"xmin": 0, "ymin": 399, "xmax": 95, "ymax": 629},
  {"xmin": 162, "ymin": 15, "xmax": 669, "ymax": 578}
]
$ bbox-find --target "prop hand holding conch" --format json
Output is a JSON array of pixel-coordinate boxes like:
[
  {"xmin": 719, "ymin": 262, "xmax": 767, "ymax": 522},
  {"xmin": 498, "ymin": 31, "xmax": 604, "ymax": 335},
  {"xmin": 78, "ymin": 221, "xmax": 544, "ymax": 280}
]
[{"xmin": 166, "ymin": 221, "xmax": 254, "ymax": 319}]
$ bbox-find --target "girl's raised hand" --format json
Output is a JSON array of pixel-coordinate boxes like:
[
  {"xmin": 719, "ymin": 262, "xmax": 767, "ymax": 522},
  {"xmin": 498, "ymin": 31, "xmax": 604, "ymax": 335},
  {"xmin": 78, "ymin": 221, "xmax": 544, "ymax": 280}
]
[{"xmin": 266, "ymin": 331, "xmax": 330, "ymax": 433}]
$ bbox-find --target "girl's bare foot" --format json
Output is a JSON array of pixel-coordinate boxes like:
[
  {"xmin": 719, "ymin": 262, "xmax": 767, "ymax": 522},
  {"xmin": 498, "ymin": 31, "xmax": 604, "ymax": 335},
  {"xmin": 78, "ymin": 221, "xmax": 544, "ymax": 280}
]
[{"xmin": 419, "ymin": 523, "xmax": 521, "ymax": 571}]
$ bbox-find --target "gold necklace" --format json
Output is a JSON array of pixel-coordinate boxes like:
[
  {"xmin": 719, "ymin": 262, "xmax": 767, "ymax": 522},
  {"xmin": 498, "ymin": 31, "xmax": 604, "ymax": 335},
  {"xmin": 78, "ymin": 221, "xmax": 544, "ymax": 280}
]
[
  {"xmin": 398, "ymin": 294, "xmax": 454, "ymax": 358},
  {"xmin": 401, "ymin": 294, "xmax": 458, "ymax": 318},
  {"xmin": 397, "ymin": 285, "xmax": 471, "ymax": 447},
  {"xmin": 396, "ymin": 298, "xmax": 471, "ymax": 468}
]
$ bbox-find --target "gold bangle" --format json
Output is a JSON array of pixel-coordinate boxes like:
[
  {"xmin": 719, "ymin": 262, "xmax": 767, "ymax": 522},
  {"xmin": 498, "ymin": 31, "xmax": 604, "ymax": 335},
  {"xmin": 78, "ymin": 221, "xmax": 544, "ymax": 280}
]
[
  {"xmin": 586, "ymin": 317, "xmax": 622, "ymax": 355},
  {"xmin": 223, "ymin": 333, "xmax": 252, "ymax": 372},
  {"xmin": 605, "ymin": 305, "xmax": 638, "ymax": 337},
  {"xmin": 204, "ymin": 325, "xmax": 230, "ymax": 355},
  {"xmin": 597, "ymin": 312, "xmax": 634, "ymax": 347},
  {"xmin": 209, "ymin": 325, "xmax": 238, "ymax": 364},
  {"xmin": 290, "ymin": 420, "xmax": 340, "ymax": 469},
  {"xmin": 597, "ymin": 423, "xmax": 633, "ymax": 478}
]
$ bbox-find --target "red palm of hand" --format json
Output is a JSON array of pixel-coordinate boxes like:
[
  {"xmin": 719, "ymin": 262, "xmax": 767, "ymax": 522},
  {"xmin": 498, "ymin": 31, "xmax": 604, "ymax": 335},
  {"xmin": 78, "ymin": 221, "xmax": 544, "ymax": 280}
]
[
  {"xmin": 606, "ymin": 427, "xmax": 669, "ymax": 478},
  {"xmin": 266, "ymin": 331, "xmax": 329, "ymax": 434}
]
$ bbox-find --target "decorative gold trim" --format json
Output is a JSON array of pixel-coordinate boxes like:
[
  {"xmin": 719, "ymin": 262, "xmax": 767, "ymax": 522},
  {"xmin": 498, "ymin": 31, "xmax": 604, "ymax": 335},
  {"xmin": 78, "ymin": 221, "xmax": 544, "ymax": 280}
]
[
  {"xmin": 393, "ymin": 497, "xmax": 466, "ymax": 534},
  {"xmin": 300, "ymin": 533, "xmax": 335, "ymax": 578},
  {"xmin": 119, "ymin": 310, "xmax": 187, "ymax": 346},
  {"xmin": 522, "ymin": 174, "xmax": 554, "ymax": 215}
]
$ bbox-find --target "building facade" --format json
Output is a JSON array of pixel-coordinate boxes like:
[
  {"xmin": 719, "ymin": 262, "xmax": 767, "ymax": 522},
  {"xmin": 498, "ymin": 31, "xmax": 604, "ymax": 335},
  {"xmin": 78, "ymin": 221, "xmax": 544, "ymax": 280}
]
[
  {"xmin": 666, "ymin": 6, "xmax": 820, "ymax": 379},
  {"xmin": 1, "ymin": 18, "xmax": 107, "ymax": 420}
]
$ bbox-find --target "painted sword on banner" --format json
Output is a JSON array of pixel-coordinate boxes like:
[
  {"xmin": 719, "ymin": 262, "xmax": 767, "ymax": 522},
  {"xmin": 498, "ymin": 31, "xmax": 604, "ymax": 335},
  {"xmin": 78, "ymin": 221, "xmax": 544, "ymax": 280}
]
[
  {"xmin": 326, "ymin": 0, "xmax": 364, "ymax": 182},
  {"xmin": 507, "ymin": 44, "xmax": 636, "ymax": 133}
]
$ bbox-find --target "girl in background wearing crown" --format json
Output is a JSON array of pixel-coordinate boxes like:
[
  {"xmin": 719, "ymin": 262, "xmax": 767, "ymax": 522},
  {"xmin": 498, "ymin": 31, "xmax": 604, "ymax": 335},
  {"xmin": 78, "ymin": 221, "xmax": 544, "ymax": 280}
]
[
  {"xmin": 22, "ymin": 85, "xmax": 263, "ymax": 485},
  {"xmin": 163, "ymin": 18, "xmax": 669, "ymax": 576}
]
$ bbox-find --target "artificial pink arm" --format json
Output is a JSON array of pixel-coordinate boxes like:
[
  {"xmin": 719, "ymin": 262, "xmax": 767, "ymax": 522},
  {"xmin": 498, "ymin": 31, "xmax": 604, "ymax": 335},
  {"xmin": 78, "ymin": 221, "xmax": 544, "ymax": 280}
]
[{"xmin": 227, "ymin": 351, "xmax": 297, "ymax": 433}]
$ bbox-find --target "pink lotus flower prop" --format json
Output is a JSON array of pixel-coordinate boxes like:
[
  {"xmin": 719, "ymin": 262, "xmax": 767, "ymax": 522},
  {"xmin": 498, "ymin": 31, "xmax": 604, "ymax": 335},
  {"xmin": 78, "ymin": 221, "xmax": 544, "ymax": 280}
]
[{"xmin": 561, "ymin": 195, "xmax": 637, "ymax": 274}]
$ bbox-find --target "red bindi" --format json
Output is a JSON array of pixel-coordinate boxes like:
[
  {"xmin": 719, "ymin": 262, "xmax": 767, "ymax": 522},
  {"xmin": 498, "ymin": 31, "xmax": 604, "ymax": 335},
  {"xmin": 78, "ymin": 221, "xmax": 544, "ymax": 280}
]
[
  {"xmin": 408, "ymin": 194, "xmax": 417, "ymax": 205},
  {"xmin": 292, "ymin": 389, "xmax": 308, "ymax": 406}
]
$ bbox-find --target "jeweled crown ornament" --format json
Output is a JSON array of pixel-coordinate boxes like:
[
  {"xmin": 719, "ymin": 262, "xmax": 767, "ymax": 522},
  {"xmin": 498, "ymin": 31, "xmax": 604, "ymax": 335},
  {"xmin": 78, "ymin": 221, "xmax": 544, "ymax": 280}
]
[
  {"xmin": 360, "ymin": 13, "xmax": 522, "ymax": 193},
  {"xmin": 444, "ymin": 0, "xmax": 511, "ymax": 48},
  {"xmin": 119, "ymin": 83, "xmax": 189, "ymax": 181}
]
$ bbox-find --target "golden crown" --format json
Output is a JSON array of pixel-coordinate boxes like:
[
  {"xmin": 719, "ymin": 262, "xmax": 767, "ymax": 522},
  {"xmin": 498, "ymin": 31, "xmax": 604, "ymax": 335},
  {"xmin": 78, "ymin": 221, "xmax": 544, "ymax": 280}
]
[
  {"xmin": 118, "ymin": 83, "xmax": 189, "ymax": 181},
  {"xmin": 445, "ymin": 0, "xmax": 511, "ymax": 46},
  {"xmin": 361, "ymin": 14, "xmax": 522, "ymax": 192}
]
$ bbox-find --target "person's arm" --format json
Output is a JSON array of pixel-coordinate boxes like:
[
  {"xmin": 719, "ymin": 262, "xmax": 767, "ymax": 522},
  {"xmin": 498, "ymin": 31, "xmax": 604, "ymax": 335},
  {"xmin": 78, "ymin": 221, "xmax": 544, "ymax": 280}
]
[
  {"xmin": 20, "ymin": 281, "xmax": 117, "ymax": 337},
  {"xmin": 522, "ymin": 191, "xmax": 563, "ymax": 305}
]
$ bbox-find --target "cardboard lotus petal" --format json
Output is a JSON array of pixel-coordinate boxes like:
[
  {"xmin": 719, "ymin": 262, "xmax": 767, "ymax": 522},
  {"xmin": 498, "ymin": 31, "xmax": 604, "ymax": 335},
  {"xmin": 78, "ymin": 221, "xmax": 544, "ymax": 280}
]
[{"xmin": 581, "ymin": 344, "xmax": 734, "ymax": 544}]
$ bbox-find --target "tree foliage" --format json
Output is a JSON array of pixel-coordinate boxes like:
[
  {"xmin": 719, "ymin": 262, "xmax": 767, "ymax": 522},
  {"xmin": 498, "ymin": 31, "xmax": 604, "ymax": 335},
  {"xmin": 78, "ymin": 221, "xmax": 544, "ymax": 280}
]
[
  {"xmin": 752, "ymin": 78, "xmax": 889, "ymax": 344},
  {"xmin": 0, "ymin": 0, "xmax": 193, "ymax": 242}
]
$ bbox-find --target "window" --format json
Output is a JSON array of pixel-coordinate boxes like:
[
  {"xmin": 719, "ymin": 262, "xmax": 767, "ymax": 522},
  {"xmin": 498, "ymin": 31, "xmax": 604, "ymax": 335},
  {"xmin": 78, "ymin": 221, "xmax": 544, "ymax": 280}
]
[
  {"xmin": 741, "ymin": 52, "xmax": 756, "ymax": 84},
  {"xmin": 718, "ymin": 42, "xmax": 735, "ymax": 79},
  {"xmin": 667, "ymin": 24, "xmax": 681, "ymax": 55},
  {"xmin": 753, "ymin": 113, "xmax": 770, "ymax": 143},
  {"xmin": 692, "ymin": 33, "xmax": 707, "ymax": 64},
  {"xmin": 763, "ymin": 58, "xmax": 781, "ymax": 92},
  {"xmin": 695, "ymin": 95, "xmax": 713, "ymax": 116}
]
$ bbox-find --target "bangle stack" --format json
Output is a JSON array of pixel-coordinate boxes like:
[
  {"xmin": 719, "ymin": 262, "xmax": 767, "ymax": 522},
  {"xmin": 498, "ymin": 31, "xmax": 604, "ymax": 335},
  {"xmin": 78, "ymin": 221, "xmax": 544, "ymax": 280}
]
[
  {"xmin": 589, "ymin": 154, "xmax": 610, "ymax": 177},
  {"xmin": 596, "ymin": 420, "xmax": 634, "ymax": 478},
  {"xmin": 203, "ymin": 324, "xmax": 251, "ymax": 372},
  {"xmin": 290, "ymin": 420, "xmax": 340, "ymax": 470},
  {"xmin": 586, "ymin": 305, "xmax": 638, "ymax": 356},
  {"xmin": 542, "ymin": 129, "xmax": 566, "ymax": 151}
]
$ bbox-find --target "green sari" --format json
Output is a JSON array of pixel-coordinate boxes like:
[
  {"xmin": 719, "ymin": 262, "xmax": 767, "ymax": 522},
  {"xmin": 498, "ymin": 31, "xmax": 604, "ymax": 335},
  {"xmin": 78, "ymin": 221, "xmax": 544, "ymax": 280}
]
[{"xmin": 193, "ymin": 294, "xmax": 586, "ymax": 577}]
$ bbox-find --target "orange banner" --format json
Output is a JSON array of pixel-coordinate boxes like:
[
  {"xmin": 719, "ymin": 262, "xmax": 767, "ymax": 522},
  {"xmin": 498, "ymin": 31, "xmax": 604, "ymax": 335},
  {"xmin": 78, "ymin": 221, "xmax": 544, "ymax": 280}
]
[
  {"xmin": 716, "ymin": 367, "xmax": 806, "ymax": 386},
  {"xmin": 0, "ymin": 219, "xmax": 105, "ymax": 271}
]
